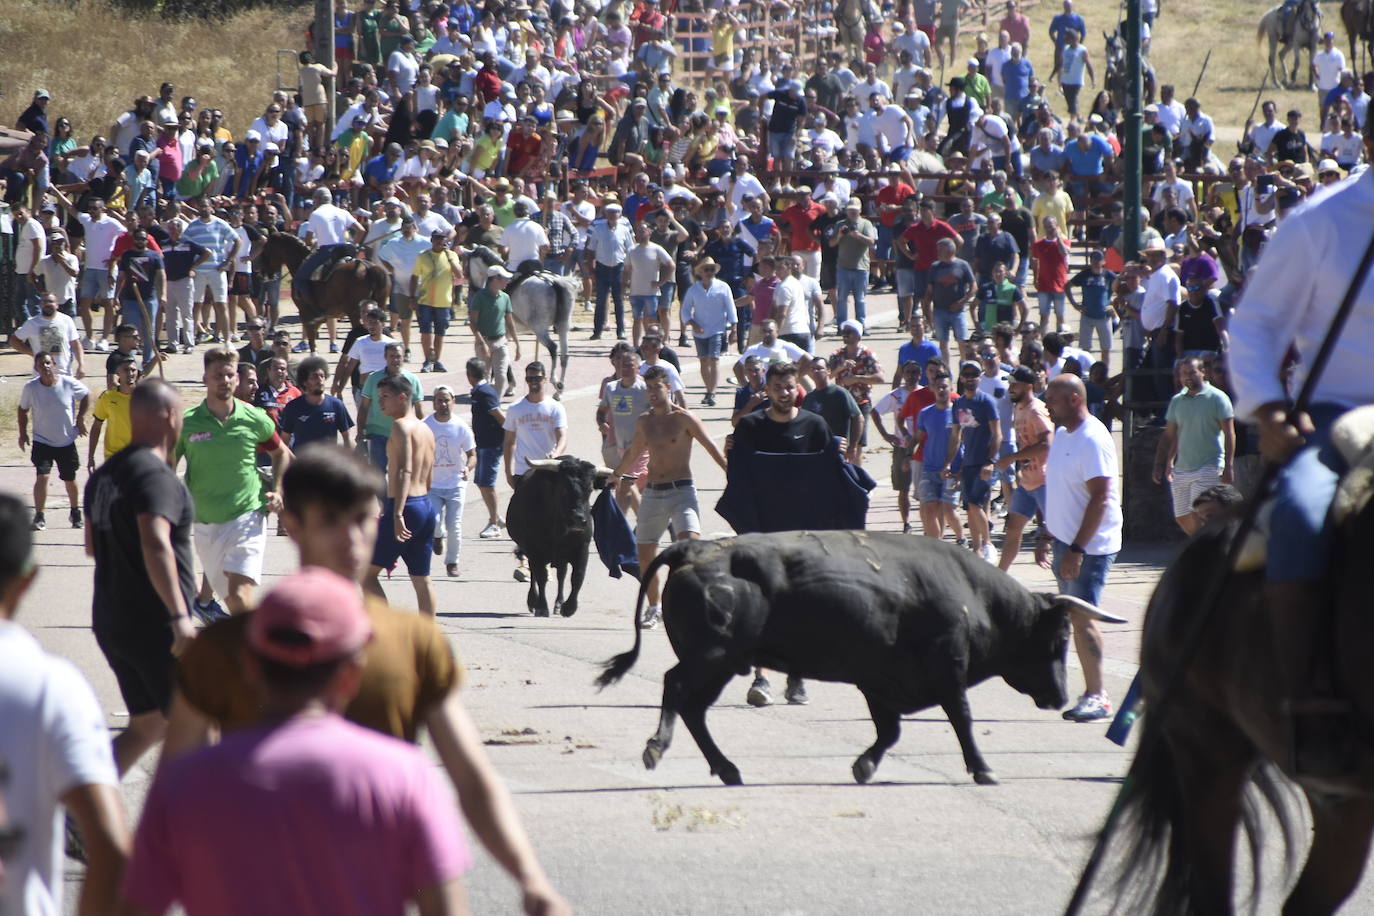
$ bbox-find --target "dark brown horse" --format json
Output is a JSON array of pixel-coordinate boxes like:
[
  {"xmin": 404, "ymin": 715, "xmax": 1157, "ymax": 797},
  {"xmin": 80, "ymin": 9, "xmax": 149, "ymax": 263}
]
[
  {"xmin": 255, "ymin": 232, "xmax": 390, "ymax": 353},
  {"xmin": 1104, "ymin": 449, "xmax": 1374, "ymax": 914},
  {"xmin": 1342, "ymin": 0, "xmax": 1374, "ymax": 67}
]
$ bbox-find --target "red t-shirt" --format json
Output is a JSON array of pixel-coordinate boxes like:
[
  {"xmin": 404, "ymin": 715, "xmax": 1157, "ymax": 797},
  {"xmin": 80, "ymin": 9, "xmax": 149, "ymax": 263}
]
[
  {"xmin": 876, "ymin": 182, "xmax": 915, "ymax": 227},
  {"xmin": 900, "ymin": 219, "xmax": 961, "ymax": 270},
  {"xmin": 1031, "ymin": 237, "xmax": 1070, "ymax": 293},
  {"xmin": 505, "ymin": 130, "xmax": 544, "ymax": 177},
  {"xmin": 898, "ymin": 385, "xmax": 937, "ymax": 461},
  {"xmin": 778, "ymin": 201, "xmax": 825, "ymax": 252},
  {"xmin": 475, "ymin": 68, "xmax": 502, "ymax": 103}
]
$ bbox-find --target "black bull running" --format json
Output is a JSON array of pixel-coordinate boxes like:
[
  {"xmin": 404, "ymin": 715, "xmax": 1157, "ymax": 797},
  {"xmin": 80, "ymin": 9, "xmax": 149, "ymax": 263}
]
[{"xmin": 597, "ymin": 531, "xmax": 1122, "ymax": 786}]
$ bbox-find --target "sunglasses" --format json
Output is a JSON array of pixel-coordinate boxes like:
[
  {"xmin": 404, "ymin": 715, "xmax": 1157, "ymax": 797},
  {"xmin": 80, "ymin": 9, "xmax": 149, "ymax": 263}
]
[{"xmin": 525, "ymin": 375, "xmax": 546, "ymax": 382}]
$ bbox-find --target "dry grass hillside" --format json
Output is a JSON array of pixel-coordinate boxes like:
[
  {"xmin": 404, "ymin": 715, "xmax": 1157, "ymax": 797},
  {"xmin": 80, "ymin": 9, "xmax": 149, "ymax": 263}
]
[
  {"xmin": 0, "ymin": 0, "xmax": 305, "ymax": 139},
  {"xmin": 0, "ymin": 0, "xmax": 1346, "ymax": 147}
]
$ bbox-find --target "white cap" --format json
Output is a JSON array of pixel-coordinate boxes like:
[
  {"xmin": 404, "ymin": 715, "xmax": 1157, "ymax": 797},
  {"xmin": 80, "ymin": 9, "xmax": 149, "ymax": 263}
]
[
  {"xmin": 244, "ymin": 129, "xmax": 262, "ymax": 141},
  {"xmin": 263, "ymin": 142, "xmax": 279, "ymax": 152},
  {"xmin": 487, "ymin": 265, "xmax": 513, "ymax": 279}
]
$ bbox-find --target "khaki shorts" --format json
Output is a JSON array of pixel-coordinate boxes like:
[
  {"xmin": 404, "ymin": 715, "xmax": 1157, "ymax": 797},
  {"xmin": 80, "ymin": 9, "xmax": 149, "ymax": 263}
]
[
  {"xmin": 390, "ymin": 292, "xmax": 416, "ymax": 320},
  {"xmin": 636, "ymin": 482, "xmax": 701, "ymax": 544},
  {"xmin": 891, "ymin": 444, "xmax": 913, "ymax": 491}
]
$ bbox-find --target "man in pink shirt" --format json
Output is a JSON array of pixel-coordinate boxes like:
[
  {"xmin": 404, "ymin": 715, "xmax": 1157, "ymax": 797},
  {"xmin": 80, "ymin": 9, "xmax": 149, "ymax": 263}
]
[{"xmin": 120, "ymin": 567, "xmax": 471, "ymax": 916}]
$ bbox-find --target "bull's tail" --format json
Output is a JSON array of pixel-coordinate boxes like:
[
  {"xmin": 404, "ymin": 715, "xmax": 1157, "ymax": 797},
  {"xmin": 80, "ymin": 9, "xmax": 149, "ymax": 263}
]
[{"xmin": 594, "ymin": 544, "xmax": 695, "ymax": 689}]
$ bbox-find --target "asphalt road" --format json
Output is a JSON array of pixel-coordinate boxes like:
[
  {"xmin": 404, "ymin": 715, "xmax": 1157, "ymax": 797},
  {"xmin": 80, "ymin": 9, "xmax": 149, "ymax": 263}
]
[{"xmin": 4, "ymin": 292, "xmax": 1355, "ymax": 914}]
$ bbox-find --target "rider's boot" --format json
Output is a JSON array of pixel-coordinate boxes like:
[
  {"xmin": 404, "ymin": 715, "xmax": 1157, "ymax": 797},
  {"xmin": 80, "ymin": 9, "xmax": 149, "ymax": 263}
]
[{"xmin": 1267, "ymin": 579, "xmax": 1356, "ymax": 777}]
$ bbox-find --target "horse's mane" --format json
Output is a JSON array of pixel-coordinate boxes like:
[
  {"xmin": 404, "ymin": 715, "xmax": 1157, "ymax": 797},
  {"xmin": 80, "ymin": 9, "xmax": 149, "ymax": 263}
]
[{"xmin": 271, "ymin": 231, "xmax": 310, "ymax": 254}]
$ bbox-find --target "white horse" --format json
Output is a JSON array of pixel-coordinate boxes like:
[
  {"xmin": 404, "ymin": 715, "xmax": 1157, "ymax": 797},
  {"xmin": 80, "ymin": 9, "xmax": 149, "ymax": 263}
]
[
  {"xmin": 1258, "ymin": 0, "xmax": 1323, "ymax": 89},
  {"xmin": 462, "ymin": 247, "xmax": 578, "ymax": 395}
]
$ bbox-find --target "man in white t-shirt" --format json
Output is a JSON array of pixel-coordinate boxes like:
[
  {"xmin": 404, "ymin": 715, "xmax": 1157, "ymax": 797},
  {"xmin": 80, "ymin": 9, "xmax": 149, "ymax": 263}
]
[
  {"xmin": 296, "ymin": 187, "xmax": 364, "ymax": 308},
  {"xmin": 424, "ymin": 385, "xmax": 476, "ymax": 578},
  {"xmin": 0, "ymin": 494, "xmax": 129, "ymax": 916},
  {"xmin": 637, "ymin": 334, "xmax": 687, "ymax": 407},
  {"xmin": 732, "ymin": 319, "xmax": 807, "ymax": 384},
  {"xmin": 1043, "ymin": 374, "xmax": 1123, "ymax": 723},
  {"xmin": 502, "ymin": 201, "xmax": 550, "ymax": 269},
  {"xmin": 10, "ymin": 293, "xmax": 84, "ymax": 378},
  {"xmin": 71, "ymin": 196, "xmax": 127, "ymax": 350},
  {"xmin": 770, "ymin": 257, "xmax": 812, "ymax": 352},
  {"xmin": 1313, "ymin": 33, "xmax": 1346, "ymax": 113},
  {"xmin": 12, "ymin": 203, "xmax": 46, "ymax": 319},
  {"xmin": 502, "ymin": 361, "xmax": 568, "ymax": 486},
  {"xmin": 1149, "ymin": 158, "xmax": 1197, "ymax": 220},
  {"xmin": 38, "ymin": 232, "xmax": 81, "ymax": 313},
  {"xmin": 624, "ymin": 221, "xmax": 674, "ymax": 347},
  {"xmin": 331, "ymin": 306, "xmax": 396, "ymax": 403}
]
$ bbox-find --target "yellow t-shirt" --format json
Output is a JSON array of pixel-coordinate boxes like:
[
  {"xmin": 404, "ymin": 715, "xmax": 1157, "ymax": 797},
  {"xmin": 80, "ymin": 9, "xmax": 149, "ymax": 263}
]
[
  {"xmin": 93, "ymin": 388, "xmax": 132, "ymax": 458},
  {"xmin": 712, "ymin": 20, "xmax": 735, "ymax": 60},
  {"xmin": 176, "ymin": 595, "xmax": 461, "ymax": 741},
  {"xmin": 413, "ymin": 249, "xmax": 462, "ymax": 309},
  {"xmin": 1031, "ymin": 189, "xmax": 1074, "ymax": 236}
]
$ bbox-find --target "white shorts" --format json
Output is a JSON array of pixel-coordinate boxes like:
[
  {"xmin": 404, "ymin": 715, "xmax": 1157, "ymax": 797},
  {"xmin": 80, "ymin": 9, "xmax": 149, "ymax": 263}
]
[
  {"xmin": 1170, "ymin": 465, "xmax": 1221, "ymax": 518},
  {"xmin": 192, "ymin": 268, "xmax": 228, "ymax": 304},
  {"xmin": 194, "ymin": 509, "xmax": 267, "ymax": 598}
]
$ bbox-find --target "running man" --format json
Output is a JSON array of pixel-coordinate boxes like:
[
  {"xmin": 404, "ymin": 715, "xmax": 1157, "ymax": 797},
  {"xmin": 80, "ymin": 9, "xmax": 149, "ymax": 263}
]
[
  {"xmin": 18, "ymin": 352, "xmax": 90, "ymax": 531},
  {"xmin": 611, "ymin": 365, "xmax": 728, "ymax": 628},
  {"xmin": 84, "ymin": 379, "xmax": 198, "ymax": 777},
  {"xmin": 366, "ymin": 375, "xmax": 438, "ymax": 615},
  {"xmin": 176, "ymin": 347, "xmax": 291, "ymax": 616}
]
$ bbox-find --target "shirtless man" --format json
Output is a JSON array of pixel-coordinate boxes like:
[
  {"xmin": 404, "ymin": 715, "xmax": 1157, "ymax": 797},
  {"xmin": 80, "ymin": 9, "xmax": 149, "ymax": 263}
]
[
  {"xmin": 612, "ymin": 365, "xmax": 728, "ymax": 628},
  {"xmin": 365, "ymin": 374, "xmax": 438, "ymax": 614}
]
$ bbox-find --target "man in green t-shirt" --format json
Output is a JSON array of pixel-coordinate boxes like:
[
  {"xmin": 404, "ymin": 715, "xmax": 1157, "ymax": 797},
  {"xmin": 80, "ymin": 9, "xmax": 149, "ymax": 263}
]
[
  {"xmin": 356, "ymin": 341, "xmax": 424, "ymax": 473},
  {"xmin": 175, "ymin": 348, "xmax": 291, "ymax": 616},
  {"xmin": 468, "ymin": 266, "xmax": 522, "ymax": 400},
  {"xmin": 976, "ymin": 261, "xmax": 1026, "ymax": 331}
]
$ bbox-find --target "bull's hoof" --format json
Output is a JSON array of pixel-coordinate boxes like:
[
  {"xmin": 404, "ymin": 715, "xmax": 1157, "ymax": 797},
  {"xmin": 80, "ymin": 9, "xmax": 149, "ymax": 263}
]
[
  {"xmin": 713, "ymin": 763, "xmax": 743, "ymax": 786},
  {"xmin": 513, "ymin": 567, "xmax": 528, "ymax": 583},
  {"xmin": 643, "ymin": 741, "xmax": 663, "ymax": 770},
  {"xmin": 560, "ymin": 599, "xmax": 578, "ymax": 618},
  {"xmin": 852, "ymin": 756, "xmax": 877, "ymax": 785},
  {"xmin": 532, "ymin": 606, "xmax": 550, "ymax": 618},
  {"xmin": 972, "ymin": 769, "xmax": 1000, "ymax": 786}
]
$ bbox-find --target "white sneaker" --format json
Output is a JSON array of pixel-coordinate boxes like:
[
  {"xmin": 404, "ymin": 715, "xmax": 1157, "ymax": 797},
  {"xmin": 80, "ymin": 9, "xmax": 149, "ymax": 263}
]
[
  {"xmin": 639, "ymin": 604, "xmax": 662, "ymax": 629},
  {"xmin": 81, "ymin": 337, "xmax": 95, "ymax": 350},
  {"xmin": 1063, "ymin": 693, "xmax": 1113, "ymax": 722},
  {"xmin": 979, "ymin": 543, "xmax": 995, "ymax": 563},
  {"xmin": 94, "ymin": 339, "xmax": 110, "ymax": 352},
  {"xmin": 479, "ymin": 522, "xmax": 501, "ymax": 539}
]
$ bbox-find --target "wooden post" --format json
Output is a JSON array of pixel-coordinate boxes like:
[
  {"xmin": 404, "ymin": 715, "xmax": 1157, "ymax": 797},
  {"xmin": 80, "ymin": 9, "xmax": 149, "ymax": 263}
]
[{"xmin": 314, "ymin": 0, "xmax": 335, "ymax": 146}]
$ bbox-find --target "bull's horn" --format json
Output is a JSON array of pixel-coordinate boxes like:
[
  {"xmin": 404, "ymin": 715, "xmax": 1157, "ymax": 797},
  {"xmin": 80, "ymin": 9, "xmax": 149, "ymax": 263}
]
[
  {"xmin": 527, "ymin": 458, "xmax": 560, "ymax": 470},
  {"xmin": 1055, "ymin": 594, "xmax": 1128, "ymax": 624},
  {"xmin": 594, "ymin": 466, "xmax": 615, "ymax": 477}
]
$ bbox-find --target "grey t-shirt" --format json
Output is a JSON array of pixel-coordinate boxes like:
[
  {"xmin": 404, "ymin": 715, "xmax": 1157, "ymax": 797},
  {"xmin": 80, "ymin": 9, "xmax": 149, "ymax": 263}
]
[
  {"xmin": 600, "ymin": 379, "xmax": 650, "ymax": 448},
  {"xmin": 927, "ymin": 258, "xmax": 977, "ymax": 312},
  {"xmin": 15, "ymin": 314, "xmax": 79, "ymax": 376},
  {"xmin": 835, "ymin": 217, "xmax": 877, "ymax": 271},
  {"xmin": 20, "ymin": 375, "xmax": 89, "ymax": 447}
]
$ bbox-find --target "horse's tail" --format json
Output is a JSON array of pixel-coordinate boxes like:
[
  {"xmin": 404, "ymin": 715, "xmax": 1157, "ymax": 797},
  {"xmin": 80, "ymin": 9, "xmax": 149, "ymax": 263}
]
[
  {"xmin": 1257, "ymin": 14, "xmax": 1267, "ymax": 44},
  {"xmin": 1107, "ymin": 522, "xmax": 1299, "ymax": 915},
  {"xmin": 552, "ymin": 275, "xmax": 576, "ymax": 330}
]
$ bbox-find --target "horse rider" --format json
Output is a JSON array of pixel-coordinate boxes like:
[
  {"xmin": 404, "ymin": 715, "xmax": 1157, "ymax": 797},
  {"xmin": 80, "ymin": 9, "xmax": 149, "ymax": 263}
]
[
  {"xmin": 293, "ymin": 187, "xmax": 365, "ymax": 307},
  {"xmin": 1280, "ymin": 0, "xmax": 1311, "ymax": 42},
  {"xmin": 1228, "ymin": 116, "xmax": 1374, "ymax": 772}
]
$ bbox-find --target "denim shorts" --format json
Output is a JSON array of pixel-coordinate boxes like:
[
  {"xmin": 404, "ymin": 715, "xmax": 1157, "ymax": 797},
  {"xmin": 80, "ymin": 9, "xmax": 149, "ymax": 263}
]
[
  {"xmin": 1009, "ymin": 484, "xmax": 1046, "ymax": 519},
  {"xmin": 768, "ymin": 130, "xmax": 797, "ymax": 162},
  {"xmin": 1051, "ymin": 539, "xmax": 1117, "ymax": 608},
  {"xmin": 631, "ymin": 294, "xmax": 659, "ymax": 319},
  {"xmin": 931, "ymin": 308, "xmax": 970, "ymax": 343},
  {"xmin": 474, "ymin": 446, "xmax": 501, "ymax": 488},
  {"xmin": 917, "ymin": 467, "xmax": 958, "ymax": 504},
  {"xmin": 79, "ymin": 268, "xmax": 109, "ymax": 301},
  {"xmin": 416, "ymin": 304, "xmax": 451, "ymax": 335},
  {"xmin": 694, "ymin": 332, "xmax": 727, "ymax": 359},
  {"xmin": 960, "ymin": 464, "xmax": 992, "ymax": 509}
]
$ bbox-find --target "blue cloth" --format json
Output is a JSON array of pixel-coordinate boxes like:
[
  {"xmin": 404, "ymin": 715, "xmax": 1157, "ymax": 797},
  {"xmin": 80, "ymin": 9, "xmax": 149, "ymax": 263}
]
[
  {"xmin": 1062, "ymin": 135, "xmax": 1113, "ymax": 177},
  {"xmin": 372, "ymin": 495, "xmax": 438, "ymax": 575},
  {"xmin": 897, "ymin": 340, "xmax": 941, "ymax": 373},
  {"xmin": 917, "ymin": 402, "xmax": 958, "ymax": 470},
  {"xmin": 1051, "ymin": 538, "xmax": 1116, "ymax": 602},
  {"xmin": 1267, "ymin": 403, "xmax": 1346, "ymax": 582},
  {"xmin": 716, "ymin": 434, "xmax": 875, "ymax": 534},
  {"xmin": 954, "ymin": 389, "xmax": 999, "ymax": 466},
  {"xmin": 703, "ymin": 237, "xmax": 752, "ymax": 286},
  {"xmin": 362, "ymin": 154, "xmax": 401, "ymax": 189},
  {"xmin": 835, "ymin": 267, "xmax": 868, "ymax": 324},
  {"xmin": 1002, "ymin": 59, "xmax": 1034, "ymax": 106},
  {"xmin": 1049, "ymin": 12, "xmax": 1087, "ymax": 47},
  {"xmin": 591, "ymin": 486, "xmax": 641, "ymax": 579},
  {"xmin": 1068, "ymin": 268, "xmax": 1116, "ymax": 319},
  {"xmin": 277, "ymin": 394, "xmax": 354, "ymax": 448}
]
